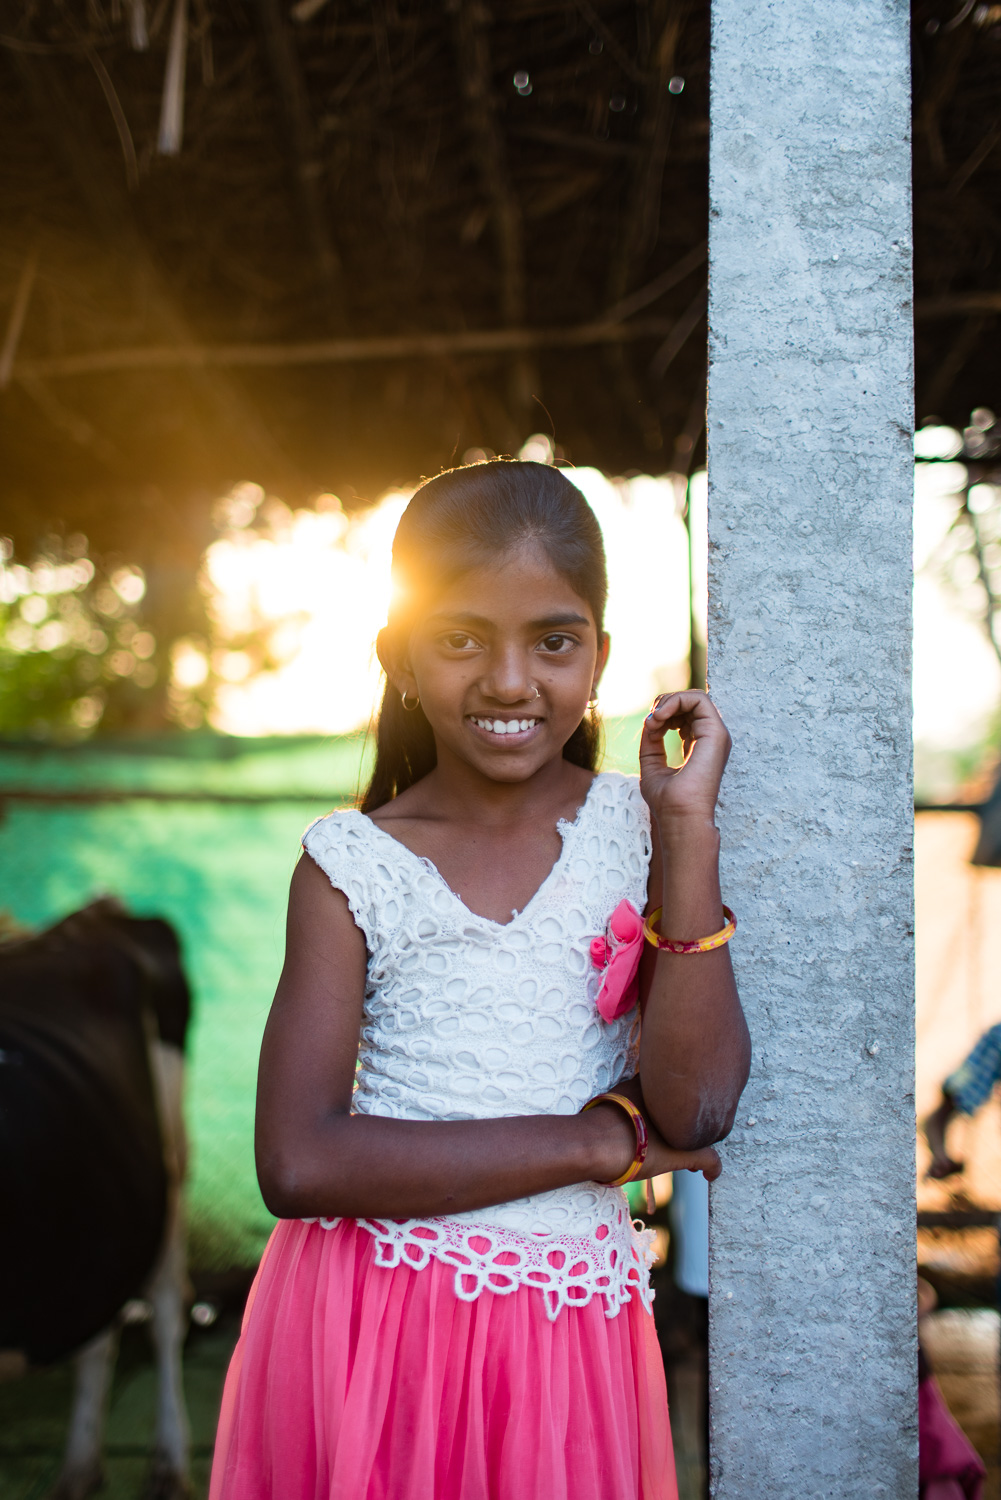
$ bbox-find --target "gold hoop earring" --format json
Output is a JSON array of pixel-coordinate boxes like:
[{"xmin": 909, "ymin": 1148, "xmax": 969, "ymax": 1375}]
[
  {"xmin": 401, "ymin": 689, "xmax": 420, "ymax": 712},
  {"xmin": 588, "ymin": 688, "xmax": 599, "ymax": 707}
]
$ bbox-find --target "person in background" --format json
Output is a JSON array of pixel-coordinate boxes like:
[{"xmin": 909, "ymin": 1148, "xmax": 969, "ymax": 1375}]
[
  {"xmin": 918, "ymin": 1277, "xmax": 986, "ymax": 1499},
  {"xmin": 923, "ymin": 1024, "xmax": 1001, "ymax": 1179},
  {"xmin": 921, "ymin": 1036, "xmax": 994, "ymax": 1495},
  {"xmin": 669, "ymin": 1167, "xmax": 709, "ymax": 1299}
]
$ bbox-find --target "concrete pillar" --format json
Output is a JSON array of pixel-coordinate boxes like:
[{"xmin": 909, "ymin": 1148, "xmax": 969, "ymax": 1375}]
[{"xmin": 706, "ymin": 2, "xmax": 916, "ymax": 1495}]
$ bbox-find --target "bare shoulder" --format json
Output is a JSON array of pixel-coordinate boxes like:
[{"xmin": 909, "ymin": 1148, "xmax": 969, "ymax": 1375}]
[
  {"xmin": 259, "ymin": 849, "xmax": 369, "ymax": 1155},
  {"xmin": 288, "ymin": 850, "xmax": 366, "ymax": 958},
  {"xmin": 291, "ymin": 843, "xmax": 348, "ymax": 902}
]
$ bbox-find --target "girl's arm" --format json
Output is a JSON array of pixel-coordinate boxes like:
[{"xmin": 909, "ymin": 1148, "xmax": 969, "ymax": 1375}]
[
  {"xmin": 256, "ymin": 853, "xmax": 720, "ymax": 1221},
  {"xmin": 636, "ymin": 691, "xmax": 752, "ymax": 1150}
]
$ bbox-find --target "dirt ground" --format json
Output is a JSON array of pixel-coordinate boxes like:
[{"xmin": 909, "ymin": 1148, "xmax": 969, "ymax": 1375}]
[
  {"xmin": 0, "ymin": 1294, "xmax": 712, "ymax": 1500},
  {"xmin": 0, "ymin": 1315, "xmax": 234, "ymax": 1500}
]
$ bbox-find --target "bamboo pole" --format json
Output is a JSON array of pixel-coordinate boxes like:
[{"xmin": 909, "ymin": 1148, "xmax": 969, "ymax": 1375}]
[
  {"xmin": 649, "ymin": 286, "xmax": 707, "ymax": 377},
  {"xmin": 128, "ymin": 0, "xmax": 149, "ymax": 50},
  {"xmin": 157, "ymin": 0, "xmax": 188, "ymax": 155},
  {"xmin": 12, "ymin": 315, "xmax": 681, "ymax": 381},
  {"xmin": 915, "ymin": 291, "xmax": 1001, "ymax": 317},
  {"xmin": 603, "ymin": 241, "xmax": 707, "ymax": 324},
  {"xmin": 0, "ymin": 252, "xmax": 39, "ymax": 390}
]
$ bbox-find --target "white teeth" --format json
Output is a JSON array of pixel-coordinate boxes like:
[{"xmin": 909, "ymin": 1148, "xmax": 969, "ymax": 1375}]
[{"xmin": 472, "ymin": 717, "xmax": 538, "ymax": 735}]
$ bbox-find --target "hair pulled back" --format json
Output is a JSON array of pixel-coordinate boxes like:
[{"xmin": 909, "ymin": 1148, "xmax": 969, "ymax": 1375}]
[{"xmin": 360, "ymin": 460, "xmax": 607, "ymax": 813}]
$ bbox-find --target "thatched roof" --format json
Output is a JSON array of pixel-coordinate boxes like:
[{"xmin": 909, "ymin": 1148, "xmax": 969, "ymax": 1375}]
[{"xmin": 1, "ymin": 0, "xmax": 1000, "ymax": 574}]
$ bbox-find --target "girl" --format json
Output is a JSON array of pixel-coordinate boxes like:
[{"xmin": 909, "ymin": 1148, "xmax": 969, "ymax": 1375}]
[{"xmin": 209, "ymin": 460, "xmax": 750, "ymax": 1500}]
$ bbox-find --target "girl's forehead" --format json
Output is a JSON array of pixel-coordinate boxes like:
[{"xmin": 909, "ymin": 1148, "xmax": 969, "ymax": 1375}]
[{"xmin": 423, "ymin": 542, "xmax": 596, "ymax": 626}]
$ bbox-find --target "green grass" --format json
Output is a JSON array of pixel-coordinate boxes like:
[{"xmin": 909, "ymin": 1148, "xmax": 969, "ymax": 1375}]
[{"xmin": 0, "ymin": 1316, "xmax": 237, "ymax": 1500}]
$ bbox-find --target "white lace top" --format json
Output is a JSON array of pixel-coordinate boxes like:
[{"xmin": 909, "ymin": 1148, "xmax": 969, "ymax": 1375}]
[{"xmin": 301, "ymin": 770, "xmax": 656, "ymax": 1320}]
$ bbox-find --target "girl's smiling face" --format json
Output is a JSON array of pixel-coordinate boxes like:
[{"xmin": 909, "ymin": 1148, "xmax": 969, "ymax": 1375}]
[{"xmin": 395, "ymin": 541, "xmax": 609, "ymax": 785}]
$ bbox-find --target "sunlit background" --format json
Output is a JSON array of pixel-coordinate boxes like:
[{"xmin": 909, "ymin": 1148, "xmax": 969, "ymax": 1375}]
[
  {"xmin": 4, "ymin": 424, "xmax": 1000, "ymax": 789},
  {"xmin": 177, "ymin": 446, "xmax": 695, "ymax": 736},
  {"xmin": 914, "ymin": 416, "xmax": 1001, "ymax": 792}
]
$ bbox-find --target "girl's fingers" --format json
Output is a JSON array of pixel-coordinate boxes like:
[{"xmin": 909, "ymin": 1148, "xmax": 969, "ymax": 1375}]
[
  {"xmin": 638, "ymin": 716, "xmax": 670, "ymax": 773},
  {"xmin": 693, "ymin": 1147, "xmax": 722, "ymax": 1182},
  {"xmin": 612, "ymin": 1077, "xmax": 723, "ymax": 1183},
  {"xmin": 642, "ymin": 690, "xmax": 729, "ymax": 762},
  {"xmin": 644, "ymin": 690, "xmax": 725, "ymax": 737},
  {"xmin": 678, "ymin": 1145, "xmax": 721, "ymax": 1181},
  {"xmin": 639, "ymin": 690, "xmax": 731, "ymax": 777},
  {"xmin": 649, "ymin": 1144, "xmax": 722, "ymax": 1182}
]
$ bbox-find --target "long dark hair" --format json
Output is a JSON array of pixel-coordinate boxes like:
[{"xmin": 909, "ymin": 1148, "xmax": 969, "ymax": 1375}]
[{"xmin": 360, "ymin": 460, "xmax": 608, "ymax": 813}]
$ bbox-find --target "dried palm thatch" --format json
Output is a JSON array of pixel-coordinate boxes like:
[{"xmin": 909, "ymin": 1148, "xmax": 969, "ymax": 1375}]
[
  {"xmin": 0, "ymin": 0, "xmax": 709, "ymax": 567},
  {"xmin": 0, "ymin": 0, "xmax": 998, "ymax": 576}
]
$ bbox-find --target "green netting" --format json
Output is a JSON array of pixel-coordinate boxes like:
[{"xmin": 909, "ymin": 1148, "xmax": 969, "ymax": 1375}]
[
  {"xmin": 0, "ymin": 716, "xmax": 645, "ymax": 1272},
  {"xmin": 0, "ymin": 730, "xmax": 373, "ymax": 797}
]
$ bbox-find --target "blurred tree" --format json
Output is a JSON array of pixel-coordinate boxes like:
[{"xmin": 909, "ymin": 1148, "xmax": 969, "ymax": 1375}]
[
  {"xmin": 918, "ymin": 407, "xmax": 1001, "ymax": 672},
  {"xmin": 0, "ymin": 538, "xmax": 164, "ymax": 736}
]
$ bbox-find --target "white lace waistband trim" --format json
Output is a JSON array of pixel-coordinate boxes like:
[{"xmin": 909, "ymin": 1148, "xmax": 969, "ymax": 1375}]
[{"xmin": 303, "ymin": 1210, "xmax": 657, "ymax": 1321}]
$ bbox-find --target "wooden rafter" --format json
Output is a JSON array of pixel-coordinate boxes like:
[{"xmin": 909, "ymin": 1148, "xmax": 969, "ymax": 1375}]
[
  {"xmin": 13, "ymin": 314, "xmax": 685, "ymax": 378},
  {"xmin": 1, "ymin": 0, "xmax": 1000, "ymax": 531}
]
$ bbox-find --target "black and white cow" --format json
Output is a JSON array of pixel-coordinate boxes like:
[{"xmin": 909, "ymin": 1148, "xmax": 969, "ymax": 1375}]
[{"xmin": 0, "ymin": 899, "xmax": 192, "ymax": 1499}]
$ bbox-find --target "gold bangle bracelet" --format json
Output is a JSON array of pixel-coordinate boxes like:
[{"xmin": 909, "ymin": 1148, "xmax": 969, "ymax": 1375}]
[
  {"xmin": 579, "ymin": 1086, "xmax": 657, "ymax": 1212},
  {"xmin": 643, "ymin": 905, "xmax": 736, "ymax": 954}
]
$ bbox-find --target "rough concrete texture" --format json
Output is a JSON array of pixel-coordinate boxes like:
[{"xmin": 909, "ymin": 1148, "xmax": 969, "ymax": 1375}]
[{"xmin": 706, "ymin": 1, "xmax": 916, "ymax": 1494}]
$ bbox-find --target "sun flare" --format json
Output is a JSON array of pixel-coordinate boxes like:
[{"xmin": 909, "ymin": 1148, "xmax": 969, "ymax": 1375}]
[{"xmin": 193, "ymin": 466, "xmax": 695, "ymax": 737}]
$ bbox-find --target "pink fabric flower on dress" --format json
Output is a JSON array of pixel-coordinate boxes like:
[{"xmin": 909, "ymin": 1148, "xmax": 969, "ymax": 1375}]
[{"xmin": 589, "ymin": 899, "xmax": 644, "ymax": 1023}]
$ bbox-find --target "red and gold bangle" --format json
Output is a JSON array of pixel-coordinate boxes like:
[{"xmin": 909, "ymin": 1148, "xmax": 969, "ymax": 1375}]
[
  {"xmin": 643, "ymin": 905, "xmax": 736, "ymax": 954},
  {"xmin": 581, "ymin": 1090, "xmax": 649, "ymax": 1186}
]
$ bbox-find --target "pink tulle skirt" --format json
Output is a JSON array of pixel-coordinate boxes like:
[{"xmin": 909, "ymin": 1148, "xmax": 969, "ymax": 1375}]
[{"xmin": 209, "ymin": 1217, "xmax": 677, "ymax": 1500}]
